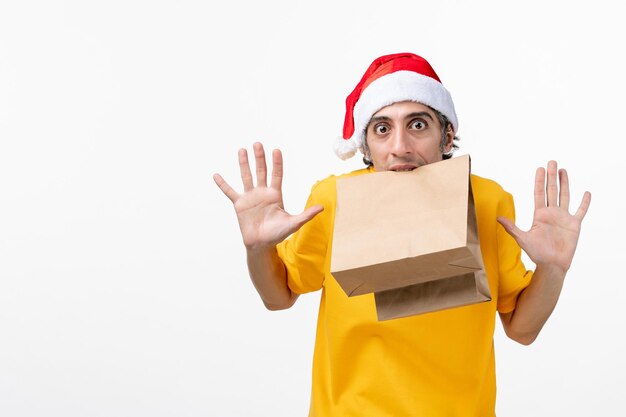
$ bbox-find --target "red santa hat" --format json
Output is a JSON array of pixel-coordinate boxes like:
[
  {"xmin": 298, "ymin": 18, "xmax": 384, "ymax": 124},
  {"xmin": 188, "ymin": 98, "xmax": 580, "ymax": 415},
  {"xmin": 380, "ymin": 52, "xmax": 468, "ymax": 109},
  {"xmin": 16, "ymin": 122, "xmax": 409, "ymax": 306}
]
[{"xmin": 335, "ymin": 53, "xmax": 458, "ymax": 160}]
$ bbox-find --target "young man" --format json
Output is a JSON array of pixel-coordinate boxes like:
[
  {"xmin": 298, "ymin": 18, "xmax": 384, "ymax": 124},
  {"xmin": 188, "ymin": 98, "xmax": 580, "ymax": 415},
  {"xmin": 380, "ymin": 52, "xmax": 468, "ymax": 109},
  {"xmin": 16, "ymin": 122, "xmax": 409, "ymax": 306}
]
[{"xmin": 213, "ymin": 53, "xmax": 591, "ymax": 416}]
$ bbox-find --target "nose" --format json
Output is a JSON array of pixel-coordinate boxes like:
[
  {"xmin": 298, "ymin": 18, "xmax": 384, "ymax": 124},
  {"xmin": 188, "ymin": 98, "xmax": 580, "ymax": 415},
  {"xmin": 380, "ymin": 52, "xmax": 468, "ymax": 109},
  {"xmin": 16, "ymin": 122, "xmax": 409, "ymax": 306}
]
[{"xmin": 389, "ymin": 129, "xmax": 412, "ymax": 156}]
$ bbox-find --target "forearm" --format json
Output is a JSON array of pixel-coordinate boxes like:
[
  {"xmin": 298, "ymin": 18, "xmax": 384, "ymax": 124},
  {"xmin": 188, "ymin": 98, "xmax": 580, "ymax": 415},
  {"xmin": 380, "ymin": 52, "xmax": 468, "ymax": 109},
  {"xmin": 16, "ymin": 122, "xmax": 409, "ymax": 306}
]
[
  {"xmin": 503, "ymin": 264, "xmax": 566, "ymax": 345},
  {"xmin": 246, "ymin": 245, "xmax": 298, "ymax": 311}
]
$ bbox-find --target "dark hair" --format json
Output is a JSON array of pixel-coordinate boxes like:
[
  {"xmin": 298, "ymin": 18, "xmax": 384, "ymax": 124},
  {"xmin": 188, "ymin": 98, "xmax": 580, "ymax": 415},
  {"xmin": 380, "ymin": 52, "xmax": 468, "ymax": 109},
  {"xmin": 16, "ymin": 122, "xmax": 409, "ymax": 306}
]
[{"xmin": 361, "ymin": 106, "xmax": 460, "ymax": 167}]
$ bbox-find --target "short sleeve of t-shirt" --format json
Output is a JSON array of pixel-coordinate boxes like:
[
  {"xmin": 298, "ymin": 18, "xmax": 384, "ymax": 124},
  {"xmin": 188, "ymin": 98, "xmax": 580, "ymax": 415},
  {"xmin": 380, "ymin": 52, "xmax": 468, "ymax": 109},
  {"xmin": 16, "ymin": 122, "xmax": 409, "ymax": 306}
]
[
  {"xmin": 496, "ymin": 190, "xmax": 533, "ymax": 313},
  {"xmin": 276, "ymin": 179, "xmax": 334, "ymax": 294}
]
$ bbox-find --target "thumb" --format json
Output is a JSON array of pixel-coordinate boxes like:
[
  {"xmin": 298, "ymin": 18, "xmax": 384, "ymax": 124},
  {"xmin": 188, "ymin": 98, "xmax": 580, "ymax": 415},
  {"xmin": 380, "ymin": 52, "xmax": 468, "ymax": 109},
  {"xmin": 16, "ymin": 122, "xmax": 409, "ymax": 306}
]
[
  {"xmin": 497, "ymin": 216, "xmax": 524, "ymax": 243},
  {"xmin": 290, "ymin": 205, "xmax": 324, "ymax": 232}
]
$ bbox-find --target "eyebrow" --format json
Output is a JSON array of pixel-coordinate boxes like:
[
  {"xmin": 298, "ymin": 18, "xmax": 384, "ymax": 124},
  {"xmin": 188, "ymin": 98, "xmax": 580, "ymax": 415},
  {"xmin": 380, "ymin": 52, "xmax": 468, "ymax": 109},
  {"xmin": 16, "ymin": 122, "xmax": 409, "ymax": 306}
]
[
  {"xmin": 405, "ymin": 111, "xmax": 434, "ymax": 121},
  {"xmin": 369, "ymin": 111, "xmax": 435, "ymax": 125}
]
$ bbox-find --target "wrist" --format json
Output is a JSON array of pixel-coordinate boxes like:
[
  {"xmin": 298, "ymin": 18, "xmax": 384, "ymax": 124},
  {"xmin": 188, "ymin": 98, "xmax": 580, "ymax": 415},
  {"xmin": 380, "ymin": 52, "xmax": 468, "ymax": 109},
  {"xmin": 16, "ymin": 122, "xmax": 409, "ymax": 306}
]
[
  {"xmin": 246, "ymin": 242, "xmax": 278, "ymax": 255},
  {"xmin": 534, "ymin": 262, "xmax": 567, "ymax": 281}
]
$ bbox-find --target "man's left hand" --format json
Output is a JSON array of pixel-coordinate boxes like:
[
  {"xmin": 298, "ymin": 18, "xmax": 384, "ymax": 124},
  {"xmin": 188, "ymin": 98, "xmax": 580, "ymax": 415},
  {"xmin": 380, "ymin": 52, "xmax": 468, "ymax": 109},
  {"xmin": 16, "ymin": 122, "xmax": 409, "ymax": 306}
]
[{"xmin": 497, "ymin": 161, "xmax": 591, "ymax": 274}]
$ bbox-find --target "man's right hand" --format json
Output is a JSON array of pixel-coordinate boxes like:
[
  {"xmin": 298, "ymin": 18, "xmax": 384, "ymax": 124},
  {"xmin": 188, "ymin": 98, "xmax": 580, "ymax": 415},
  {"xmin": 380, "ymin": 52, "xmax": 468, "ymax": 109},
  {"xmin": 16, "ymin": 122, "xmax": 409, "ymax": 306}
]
[{"xmin": 213, "ymin": 142, "xmax": 323, "ymax": 250}]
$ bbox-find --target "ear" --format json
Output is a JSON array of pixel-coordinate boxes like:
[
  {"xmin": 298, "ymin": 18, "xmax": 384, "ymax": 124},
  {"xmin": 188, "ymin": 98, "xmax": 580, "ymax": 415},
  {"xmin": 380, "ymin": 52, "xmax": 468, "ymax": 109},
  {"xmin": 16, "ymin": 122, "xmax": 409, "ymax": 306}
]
[
  {"xmin": 443, "ymin": 125, "xmax": 455, "ymax": 153},
  {"xmin": 362, "ymin": 135, "xmax": 371, "ymax": 159}
]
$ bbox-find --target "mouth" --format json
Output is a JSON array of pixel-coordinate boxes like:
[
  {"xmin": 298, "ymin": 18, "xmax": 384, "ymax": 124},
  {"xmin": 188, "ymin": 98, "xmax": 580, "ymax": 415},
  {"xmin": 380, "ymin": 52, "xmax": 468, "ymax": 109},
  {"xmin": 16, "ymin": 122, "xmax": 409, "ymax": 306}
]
[{"xmin": 389, "ymin": 164, "xmax": 418, "ymax": 172}]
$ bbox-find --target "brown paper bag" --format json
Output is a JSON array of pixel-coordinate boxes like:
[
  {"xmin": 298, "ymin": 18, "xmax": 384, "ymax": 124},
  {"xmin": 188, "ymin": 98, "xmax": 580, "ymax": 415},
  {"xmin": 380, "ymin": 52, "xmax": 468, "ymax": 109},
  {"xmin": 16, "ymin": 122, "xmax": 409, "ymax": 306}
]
[{"xmin": 330, "ymin": 154, "xmax": 491, "ymax": 320}]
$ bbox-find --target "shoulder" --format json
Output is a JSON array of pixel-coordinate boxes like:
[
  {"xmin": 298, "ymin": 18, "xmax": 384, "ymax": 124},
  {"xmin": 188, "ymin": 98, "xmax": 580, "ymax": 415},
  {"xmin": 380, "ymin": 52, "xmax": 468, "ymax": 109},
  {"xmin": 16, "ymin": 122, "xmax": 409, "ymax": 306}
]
[
  {"xmin": 309, "ymin": 167, "xmax": 372, "ymax": 199},
  {"xmin": 471, "ymin": 174, "xmax": 511, "ymax": 200},
  {"xmin": 471, "ymin": 174, "xmax": 516, "ymax": 218}
]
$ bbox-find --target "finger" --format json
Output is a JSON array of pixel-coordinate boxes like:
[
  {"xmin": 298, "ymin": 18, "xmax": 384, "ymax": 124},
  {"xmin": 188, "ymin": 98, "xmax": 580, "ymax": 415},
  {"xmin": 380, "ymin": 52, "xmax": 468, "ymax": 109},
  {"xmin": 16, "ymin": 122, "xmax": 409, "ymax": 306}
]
[
  {"xmin": 239, "ymin": 148, "xmax": 254, "ymax": 192},
  {"xmin": 574, "ymin": 191, "xmax": 592, "ymax": 221},
  {"xmin": 253, "ymin": 142, "xmax": 267, "ymax": 187},
  {"xmin": 270, "ymin": 149, "xmax": 283, "ymax": 191},
  {"xmin": 534, "ymin": 167, "xmax": 546, "ymax": 210},
  {"xmin": 546, "ymin": 160, "xmax": 558, "ymax": 207},
  {"xmin": 213, "ymin": 173, "xmax": 239, "ymax": 203},
  {"xmin": 290, "ymin": 205, "xmax": 324, "ymax": 232},
  {"xmin": 497, "ymin": 216, "xmax": 524, "ymax": 244},
  {"xmin": 558, "ymin": 169, "xmax": 570, "ymax": 212}
]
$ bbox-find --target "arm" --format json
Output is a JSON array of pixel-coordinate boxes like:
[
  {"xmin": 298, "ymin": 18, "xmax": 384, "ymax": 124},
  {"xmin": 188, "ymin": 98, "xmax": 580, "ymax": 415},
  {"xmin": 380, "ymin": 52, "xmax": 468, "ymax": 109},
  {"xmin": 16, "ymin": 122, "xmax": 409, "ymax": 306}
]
[
  {"xmin": 213, "ymin": 142, "xmax": 323, "ymax": 310},
  {"xmin": 498, "ymin": 264, "xmax": 565, "ymax": 345},
  {"xmin": 245, "ymin": 245, "xmax": 296, "ymax": 311},
  {"xmin": 497, "ymin": 161, "xmax": 591, "ymax": 345}
]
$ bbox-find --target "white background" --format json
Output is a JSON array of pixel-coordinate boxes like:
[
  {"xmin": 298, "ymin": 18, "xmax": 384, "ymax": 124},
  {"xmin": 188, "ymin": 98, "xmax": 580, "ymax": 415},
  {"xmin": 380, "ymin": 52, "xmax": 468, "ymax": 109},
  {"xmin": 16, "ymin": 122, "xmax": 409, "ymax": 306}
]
[{"xmin": 1, "ymin": 1, "xmax": 623, "ymax": 416}]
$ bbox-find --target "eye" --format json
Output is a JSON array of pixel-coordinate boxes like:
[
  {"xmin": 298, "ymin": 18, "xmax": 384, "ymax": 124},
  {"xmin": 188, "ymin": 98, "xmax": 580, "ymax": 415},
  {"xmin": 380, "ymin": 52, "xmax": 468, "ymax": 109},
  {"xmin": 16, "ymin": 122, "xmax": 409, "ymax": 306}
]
[
  {"xmin": 410, "ymin": 120, "xmax": 427, "ymax": 130},
  {"xmin": 374, "ymin": 124, "xmax": 389, "ymax": 135}
]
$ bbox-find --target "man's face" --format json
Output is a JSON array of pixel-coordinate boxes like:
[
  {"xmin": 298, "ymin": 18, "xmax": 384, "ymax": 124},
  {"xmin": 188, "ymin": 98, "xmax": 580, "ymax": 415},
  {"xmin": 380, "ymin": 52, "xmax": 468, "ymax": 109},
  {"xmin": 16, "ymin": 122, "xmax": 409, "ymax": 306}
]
[{"xmin": 365, "ymin": 101, "xmax": 453, "ymax": 172}]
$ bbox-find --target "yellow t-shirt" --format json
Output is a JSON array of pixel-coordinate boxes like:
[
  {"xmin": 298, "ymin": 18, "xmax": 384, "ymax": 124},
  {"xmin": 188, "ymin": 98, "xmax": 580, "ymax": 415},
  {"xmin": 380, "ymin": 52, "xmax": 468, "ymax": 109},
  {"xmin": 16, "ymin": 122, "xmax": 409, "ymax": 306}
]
[{"xmin": 277, "ymin": 167, "xmax": 532, "ymax": 417}]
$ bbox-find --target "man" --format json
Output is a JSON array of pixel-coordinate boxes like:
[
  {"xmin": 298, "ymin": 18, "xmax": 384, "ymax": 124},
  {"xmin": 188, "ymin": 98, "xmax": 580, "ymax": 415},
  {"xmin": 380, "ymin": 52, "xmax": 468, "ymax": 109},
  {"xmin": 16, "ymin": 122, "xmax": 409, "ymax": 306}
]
[{"xmin": 213, "ymin": 53, "xmax": 591, "ymax": 416}]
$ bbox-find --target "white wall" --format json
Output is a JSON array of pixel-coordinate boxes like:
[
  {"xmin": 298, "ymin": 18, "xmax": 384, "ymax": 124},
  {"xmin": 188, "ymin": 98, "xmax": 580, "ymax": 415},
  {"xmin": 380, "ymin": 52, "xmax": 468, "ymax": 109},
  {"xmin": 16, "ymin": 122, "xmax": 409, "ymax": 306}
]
[{"xmin": 1, "ymin": 1, "xmax": 623, "ymax": 416}]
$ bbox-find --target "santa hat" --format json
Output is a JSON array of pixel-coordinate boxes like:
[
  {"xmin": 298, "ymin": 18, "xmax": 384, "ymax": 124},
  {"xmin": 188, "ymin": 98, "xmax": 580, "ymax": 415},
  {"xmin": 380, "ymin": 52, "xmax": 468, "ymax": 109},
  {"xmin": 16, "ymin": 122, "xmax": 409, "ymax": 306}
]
[{"xmin": 334, "ymin": 53, "xmax": 458, "ymax": 160}]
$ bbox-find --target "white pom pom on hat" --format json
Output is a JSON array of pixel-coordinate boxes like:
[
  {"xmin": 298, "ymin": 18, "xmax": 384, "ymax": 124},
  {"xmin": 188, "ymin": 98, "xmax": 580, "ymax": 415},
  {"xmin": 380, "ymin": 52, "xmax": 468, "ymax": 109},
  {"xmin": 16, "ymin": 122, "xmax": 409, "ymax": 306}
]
[{"xmin": 335, "ymin": 53, "xmax": 458, "ymax": 160}]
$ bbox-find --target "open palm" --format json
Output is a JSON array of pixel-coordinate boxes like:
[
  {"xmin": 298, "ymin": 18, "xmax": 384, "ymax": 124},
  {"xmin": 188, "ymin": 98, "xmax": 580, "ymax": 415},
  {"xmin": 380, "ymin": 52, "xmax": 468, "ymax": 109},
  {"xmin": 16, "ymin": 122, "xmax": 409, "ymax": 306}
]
[
  {"xmin": 214, "ymin": 143, "xmax": 323, "ymax": 250},
  {"xmin": 498, "ymin": 161, "xmax": 591, "ymax": 273}
]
